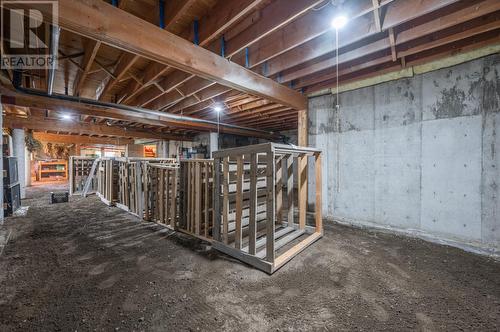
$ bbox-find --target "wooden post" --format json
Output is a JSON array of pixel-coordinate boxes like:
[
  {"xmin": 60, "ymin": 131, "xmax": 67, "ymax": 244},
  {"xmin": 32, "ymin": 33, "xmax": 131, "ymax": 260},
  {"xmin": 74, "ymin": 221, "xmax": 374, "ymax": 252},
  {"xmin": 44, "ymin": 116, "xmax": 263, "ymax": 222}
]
[
  {"xmin": 235, "ymin": 155, "xmax": 243, "ymax": 249},
  {"xmin": 222, "ymin": 157, "xmax": 230, "ymax": 244},
  {"xmin": 315, "ymin": 152, "xmax": 322, "ymax": 234},
  {"xmin": 266, "ymin": 147, "xmax": 275, "ymax": 263},
  {"xmin": 276, "ymin": 156, "xmax": 283, "ymax": 225},
  {"xmin": 298, "ymin": 109, "xmax": 308, "ymax": 230},
  {"xmin": 213, "ymin": 158, "xmax": 221, "ymax": 241},
  {"xmin": 249, "ymin": 153, "xmax": 257, "ymax": 255},
  {"xmin": 286, "ymin": 155, "xmax": 294, "ymax": 227}
]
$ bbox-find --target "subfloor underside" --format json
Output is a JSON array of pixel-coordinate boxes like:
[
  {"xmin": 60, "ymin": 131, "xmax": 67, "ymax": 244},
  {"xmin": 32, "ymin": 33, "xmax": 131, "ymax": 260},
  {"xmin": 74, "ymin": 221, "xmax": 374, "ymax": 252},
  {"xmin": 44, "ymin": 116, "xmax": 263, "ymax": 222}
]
[{"xmin": 0, "ymin": 184, "xmax": 499, "ymax": 331}]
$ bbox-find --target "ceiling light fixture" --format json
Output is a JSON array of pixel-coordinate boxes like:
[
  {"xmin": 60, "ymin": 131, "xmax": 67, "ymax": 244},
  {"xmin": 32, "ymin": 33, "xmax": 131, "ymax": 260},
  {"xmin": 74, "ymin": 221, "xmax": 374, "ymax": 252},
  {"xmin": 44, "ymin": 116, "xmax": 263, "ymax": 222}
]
[
  {"xmin": 61, "ymin": 114, "xmax": 72, "ymax": 120},
  {"xmin": 331, "ymin": 15, "xmax": 348, "ymax": 30}
]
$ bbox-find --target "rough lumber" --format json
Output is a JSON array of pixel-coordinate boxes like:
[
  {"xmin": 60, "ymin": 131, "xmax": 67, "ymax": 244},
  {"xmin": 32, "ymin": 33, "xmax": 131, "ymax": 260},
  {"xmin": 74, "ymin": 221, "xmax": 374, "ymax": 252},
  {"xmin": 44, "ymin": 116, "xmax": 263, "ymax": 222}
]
[
  {"xmin": 33, "ymin": 132, "xmax": 133, "ymax": 145},
  {"xmin": 0, "ymin": 90, "xmax": 279, "ymax": 139},
  {"xmin": 73, "ymin": 39, "xmax": 101, "ymax": 96},
  {"xmin": 40, "ymin": 0, "xmax": 306, "ymax": 109},
  {"xmin": 4, "ymin": 115, "xmax": 175, "ymax": 140}
]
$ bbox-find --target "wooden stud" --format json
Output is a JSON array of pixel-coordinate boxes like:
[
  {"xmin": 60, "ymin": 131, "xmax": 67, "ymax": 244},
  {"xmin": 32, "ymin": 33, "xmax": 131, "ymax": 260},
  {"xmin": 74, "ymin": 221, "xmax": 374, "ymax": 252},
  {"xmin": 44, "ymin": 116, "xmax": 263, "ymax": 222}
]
[
  {"xmin": 235, "ymin": 155, "xmax": 244, "ymax": 249},
  {"xmin": 265, "ymin": 147, "xmax": 275, "ymax": 263},
  {"xmin": 249, "ymin": 153, "xmax": 257, "ymax": 255}
]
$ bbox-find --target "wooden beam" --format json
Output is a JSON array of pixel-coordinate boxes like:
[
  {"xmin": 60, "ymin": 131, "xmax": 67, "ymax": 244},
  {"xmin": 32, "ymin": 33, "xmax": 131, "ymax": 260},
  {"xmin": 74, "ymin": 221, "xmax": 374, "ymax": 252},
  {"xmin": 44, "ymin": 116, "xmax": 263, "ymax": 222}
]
[
  {"xmin": 152, "ymin": 0, "xmax": 321, "ymax": 113},
  {"xmin": 231, "ymin": 0, "xmax": 379, "ymax": 69},
  {"xmin": 222, "ymin": 0, "xmax": 325, "ymax": 57},
  {"xmin": 256, "ymin": 0, "xmax": 462, "ymax": 79},
  {"xmin": 41, "ymin": 0, "xmax": 305, "ymax": 109},
  {"xmin": 116, "ymin": 0, "xmax": 265, "ymax": 106},
  {"xmin": 97, "ymin": 52, "xmax": 139, "ymax": 101},
  {"xmin": 276, "ymin": 0, "xmax": 500, "ymax": 84},
  {"xmin": 1, "ymin": 91, "xmax": 279, "ymax": 139},
  {"xmin": 389, "ymin": 28, "xmax": 397, "ymax": 61},
  {"xmin": 73, "ymin": 39, "xmax": 101, "ymax": 96},
  {"xmin": 33, "ymin": 132, "xmax": 133, "ymax": 145},
  {"xmin": 372, "ymin": 0, "xmax": 382, "ymax": 32},
  {"xmin": 164, "ymin": 0, "xmax": 197, "ymax": 30},
  {"xmin": 4, "ymin": 115, "xmax": 173, "ymax": 140},
  {"xmin": 185, "ymin": 0, "xmax": 265, "ymax": 47}
]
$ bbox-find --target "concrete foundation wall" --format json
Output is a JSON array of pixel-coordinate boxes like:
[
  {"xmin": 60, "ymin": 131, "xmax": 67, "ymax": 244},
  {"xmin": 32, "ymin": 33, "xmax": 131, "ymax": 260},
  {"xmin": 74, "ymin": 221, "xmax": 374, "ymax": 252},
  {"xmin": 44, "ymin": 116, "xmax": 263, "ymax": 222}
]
[{"xmin": 308, "ymin": 54, "xmax": 500, "ymax": 254}]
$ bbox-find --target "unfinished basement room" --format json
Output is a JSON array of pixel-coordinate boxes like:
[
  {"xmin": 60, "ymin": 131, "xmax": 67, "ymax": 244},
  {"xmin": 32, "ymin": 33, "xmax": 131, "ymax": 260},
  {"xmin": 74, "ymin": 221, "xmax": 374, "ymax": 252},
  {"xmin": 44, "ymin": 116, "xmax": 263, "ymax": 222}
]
[{"xmin": 0, "ymin": 0, "xmax": 499, "ymax": 330}]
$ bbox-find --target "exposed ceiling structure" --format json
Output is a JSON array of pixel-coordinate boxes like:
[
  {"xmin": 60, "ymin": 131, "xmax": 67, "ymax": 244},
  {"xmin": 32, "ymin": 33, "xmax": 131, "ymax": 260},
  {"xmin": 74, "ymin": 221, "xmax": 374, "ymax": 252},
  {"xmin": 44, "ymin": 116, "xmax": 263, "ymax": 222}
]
[{"xmin": 1, "ymin": 0, "xmax": 500, "ymax": 141}]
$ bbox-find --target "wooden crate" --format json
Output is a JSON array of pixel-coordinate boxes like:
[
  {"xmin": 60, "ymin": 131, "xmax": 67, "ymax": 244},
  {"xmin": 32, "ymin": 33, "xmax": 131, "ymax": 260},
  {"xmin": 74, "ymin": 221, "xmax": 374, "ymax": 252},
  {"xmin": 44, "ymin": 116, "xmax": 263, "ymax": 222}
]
[
  {"xmin": 69, "ymin": 156, "xmax": 97, "ymax": 195},
  {"xmin": 213, "ymin": 143, "xmax": 322, "ymax": 274},
  {"xmin": 178, "ymin": 159, "xmax": 214, "ymax": 241}
]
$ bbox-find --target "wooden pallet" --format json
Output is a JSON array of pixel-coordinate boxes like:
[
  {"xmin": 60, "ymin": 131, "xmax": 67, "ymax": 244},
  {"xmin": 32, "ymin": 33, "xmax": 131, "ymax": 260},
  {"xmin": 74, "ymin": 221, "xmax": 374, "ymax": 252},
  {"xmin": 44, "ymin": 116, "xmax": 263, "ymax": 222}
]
[{"xmin": 213, "ymin": 143, "xmax": 322, "ymax": 274}]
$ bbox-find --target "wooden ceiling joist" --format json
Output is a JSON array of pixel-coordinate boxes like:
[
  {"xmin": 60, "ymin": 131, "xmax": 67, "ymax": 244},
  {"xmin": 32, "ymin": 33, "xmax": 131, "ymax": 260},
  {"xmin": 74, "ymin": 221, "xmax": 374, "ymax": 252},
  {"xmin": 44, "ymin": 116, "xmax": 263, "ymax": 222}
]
[
  {"xmin": 0, "ymin": 91, "xmax": 279, "ymax": 139},
  {"xmin": 33, "ymin": 132, "xmax": 133, "ymax": 145},
  {"xmin": 97, "ymin": 52, "xmax": 139, "ymax": 101},
  {"xmin": 4, "ymin": 115, "xmax": 174, "ymax": 140},
  {"xmin": 39, "ymin": 0, "xmax": 306, "ymax": 110},
  {"xmin": 73, "ymin": 39, "xmax": 101, "ymax": 96}
]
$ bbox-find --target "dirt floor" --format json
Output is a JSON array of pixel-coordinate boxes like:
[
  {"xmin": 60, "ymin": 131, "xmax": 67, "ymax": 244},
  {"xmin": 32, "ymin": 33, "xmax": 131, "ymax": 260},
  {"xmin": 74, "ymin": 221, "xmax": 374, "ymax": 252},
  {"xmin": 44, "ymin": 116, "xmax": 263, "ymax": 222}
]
[{"xmin": 0, "ymin": 184, "xmax": 499, "ymax": 331}]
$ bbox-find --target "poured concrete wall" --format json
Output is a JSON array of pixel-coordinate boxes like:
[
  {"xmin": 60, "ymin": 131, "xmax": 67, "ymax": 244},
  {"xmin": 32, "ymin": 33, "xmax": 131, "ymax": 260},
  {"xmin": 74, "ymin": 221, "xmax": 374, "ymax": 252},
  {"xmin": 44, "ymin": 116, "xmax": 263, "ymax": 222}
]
[{"xmin": 308, "ymin": 54, "xmax": 500, "ymax": 254}]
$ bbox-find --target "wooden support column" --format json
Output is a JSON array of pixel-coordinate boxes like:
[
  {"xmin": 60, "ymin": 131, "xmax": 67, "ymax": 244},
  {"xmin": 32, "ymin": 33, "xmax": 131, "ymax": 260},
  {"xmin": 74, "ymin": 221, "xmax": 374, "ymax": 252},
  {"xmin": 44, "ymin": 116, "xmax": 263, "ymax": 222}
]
[{"xmin": 297, "ymin": 109, "xmax": 308, "ymax": 229}]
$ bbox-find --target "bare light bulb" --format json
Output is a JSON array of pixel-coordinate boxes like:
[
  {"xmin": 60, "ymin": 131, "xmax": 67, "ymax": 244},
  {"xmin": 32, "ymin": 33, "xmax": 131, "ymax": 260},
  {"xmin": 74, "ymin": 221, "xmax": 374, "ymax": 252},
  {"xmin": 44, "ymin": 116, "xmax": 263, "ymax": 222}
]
[{"xmin": 331, "ymin": 15, "xmax": 348, "ymax": 30}]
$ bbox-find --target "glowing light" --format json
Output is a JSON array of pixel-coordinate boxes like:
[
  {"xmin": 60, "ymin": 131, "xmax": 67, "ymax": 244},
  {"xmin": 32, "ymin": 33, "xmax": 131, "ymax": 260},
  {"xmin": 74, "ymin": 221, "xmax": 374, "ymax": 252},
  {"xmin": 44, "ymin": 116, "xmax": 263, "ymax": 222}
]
[
  {"xmin": 331, "ymin": 15, "xmax": 348, "ymax": 29},
  {"xmin": 61, "ymin": 114, "xmax": 72, "ymax": 120},
  {"xmin": 213, "ymin": 105, "xmax": 222, "ymax": 112}
]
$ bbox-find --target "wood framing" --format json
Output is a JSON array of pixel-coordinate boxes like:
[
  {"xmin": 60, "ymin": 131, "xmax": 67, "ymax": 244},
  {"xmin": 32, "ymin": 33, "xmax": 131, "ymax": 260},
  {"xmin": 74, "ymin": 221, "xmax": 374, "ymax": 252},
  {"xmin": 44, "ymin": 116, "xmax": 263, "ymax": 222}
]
[
  {"xmin": 212, "ymin": 143, "xmax": 322, "ymax": 274},
  {"xmin": 3, "ymin": 115, "xmax": 175, "ymax": 140},
  {"xmin": 96, "ymin": 158, "xmax": 118, "ymax": 206},
  {"xmin": 69, "ymin": 157, "xmax": 98, "ymax": 195},
  {"xmin": 178, "ymin": 159, "xmax": 214, "ymax": 241},
  {"xmin": 31, "ymin": 0, "xmax": 307, "ymax": 110},
  {"xmin": 34, "ymin": 132, "xmax": 133, "ymax": 145}
]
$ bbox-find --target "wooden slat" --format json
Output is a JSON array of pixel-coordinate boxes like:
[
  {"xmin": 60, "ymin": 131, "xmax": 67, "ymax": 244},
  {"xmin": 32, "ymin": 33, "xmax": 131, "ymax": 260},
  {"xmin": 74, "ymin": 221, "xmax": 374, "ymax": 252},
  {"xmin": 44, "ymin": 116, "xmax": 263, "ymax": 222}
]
[
  {"xmin": 315, "ymin": 153, "xmax": 322, "ymax": 233},
  {"xmin": 265, "ymin": 148, "xmax": 275, "ymax": 263},
  {"xmin": 249, "ymin": 153, "xmax": 258, "ymax": 255},
  {"xmin": 287, "ymin": 154, "xmax": 294, "ymax": 227},
  {"xmin": 235, "ymin": 155, "xmax": 244, "ymax": 249},
  {"xmin": 222, "ymin": 157, "xmax": 230, "ymax": 244}
]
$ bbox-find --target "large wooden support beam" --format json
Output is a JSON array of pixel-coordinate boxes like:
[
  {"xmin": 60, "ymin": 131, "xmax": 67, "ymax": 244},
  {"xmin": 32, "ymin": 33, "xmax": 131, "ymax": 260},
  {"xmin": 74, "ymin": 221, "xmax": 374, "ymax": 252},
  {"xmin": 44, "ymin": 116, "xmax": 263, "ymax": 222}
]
[
  {"xmin": 0, "ymin": 91, "xmax": 279, "ymax": 139},
  {"xmin": 33, "ymin": 132, "xmax": 133, "ymax": 145},
  {"xmin": 4, "ymin": 115, "xmax": 177, "ymax": 140},
  {"xmin": 34, "ymin": 0, "xmax": 306, "ymax": 110}
]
